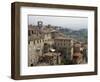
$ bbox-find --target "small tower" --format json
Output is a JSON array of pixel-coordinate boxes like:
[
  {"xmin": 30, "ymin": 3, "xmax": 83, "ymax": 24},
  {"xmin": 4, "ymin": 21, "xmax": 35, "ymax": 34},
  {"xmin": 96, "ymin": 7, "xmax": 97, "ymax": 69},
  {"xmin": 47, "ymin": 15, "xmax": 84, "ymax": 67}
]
[{"xmin": 37, "ymin": 21, "xmax": 43, "ymax": 29}]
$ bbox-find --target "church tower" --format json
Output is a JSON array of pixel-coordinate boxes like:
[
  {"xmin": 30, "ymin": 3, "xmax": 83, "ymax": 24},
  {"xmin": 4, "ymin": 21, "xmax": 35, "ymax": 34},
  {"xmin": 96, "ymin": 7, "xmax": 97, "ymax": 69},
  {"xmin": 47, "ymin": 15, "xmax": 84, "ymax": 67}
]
[{"xmin": 37, "ymin": 21, "xmax": 43, "ymax": 29}]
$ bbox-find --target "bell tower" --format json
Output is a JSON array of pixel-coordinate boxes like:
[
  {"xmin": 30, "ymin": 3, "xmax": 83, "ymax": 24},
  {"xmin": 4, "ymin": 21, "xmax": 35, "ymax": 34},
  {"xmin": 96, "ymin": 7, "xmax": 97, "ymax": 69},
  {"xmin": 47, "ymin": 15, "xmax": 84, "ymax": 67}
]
[{"xmin": 37, "ymin": 21, "xmax": 43, "ymax": 29}]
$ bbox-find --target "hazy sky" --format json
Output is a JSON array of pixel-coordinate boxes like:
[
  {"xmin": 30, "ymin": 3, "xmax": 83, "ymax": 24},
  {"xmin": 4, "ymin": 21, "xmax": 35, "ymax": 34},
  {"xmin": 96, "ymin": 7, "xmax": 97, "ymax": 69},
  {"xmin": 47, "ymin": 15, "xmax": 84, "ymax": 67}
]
[{"xmin": 28, "ymin": 15, "xmax": 88, "ymax": 30}]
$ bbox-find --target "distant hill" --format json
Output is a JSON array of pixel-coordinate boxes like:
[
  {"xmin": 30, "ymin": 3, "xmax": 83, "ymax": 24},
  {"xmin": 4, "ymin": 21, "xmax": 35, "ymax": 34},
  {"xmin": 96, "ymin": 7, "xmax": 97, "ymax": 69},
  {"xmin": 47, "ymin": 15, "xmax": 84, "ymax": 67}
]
[{"xmin": 59, "ymin": 28, "xmax": 88, "ymax": 43}]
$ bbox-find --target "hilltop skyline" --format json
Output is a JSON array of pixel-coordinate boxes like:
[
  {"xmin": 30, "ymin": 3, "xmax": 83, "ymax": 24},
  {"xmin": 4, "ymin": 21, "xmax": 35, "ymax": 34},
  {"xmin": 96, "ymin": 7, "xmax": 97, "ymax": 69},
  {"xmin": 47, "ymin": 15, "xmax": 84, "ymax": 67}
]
[{"xmin": 28, "ymin": 15, "xmax": 88, "ymax": 30}]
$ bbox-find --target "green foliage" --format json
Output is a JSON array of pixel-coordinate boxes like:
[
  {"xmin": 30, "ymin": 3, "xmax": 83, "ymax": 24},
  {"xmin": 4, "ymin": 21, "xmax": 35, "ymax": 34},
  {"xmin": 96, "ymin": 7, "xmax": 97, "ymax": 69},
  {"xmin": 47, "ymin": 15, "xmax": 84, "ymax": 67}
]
[
  {"xmin": 43, "ymin": 43, "xmax": 50, "ymax": 53},
  {"xmin": 59, "ymin": 28, "xmax": 88, "ymax": 42}
]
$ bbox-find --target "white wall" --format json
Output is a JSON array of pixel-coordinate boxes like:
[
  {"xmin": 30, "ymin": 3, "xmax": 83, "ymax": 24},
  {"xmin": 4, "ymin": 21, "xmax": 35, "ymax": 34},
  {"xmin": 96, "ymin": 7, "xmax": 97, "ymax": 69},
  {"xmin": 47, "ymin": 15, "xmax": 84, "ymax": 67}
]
[{"xmin": 0, "ymin": 0, "xmax": 100, "ymax": 82}]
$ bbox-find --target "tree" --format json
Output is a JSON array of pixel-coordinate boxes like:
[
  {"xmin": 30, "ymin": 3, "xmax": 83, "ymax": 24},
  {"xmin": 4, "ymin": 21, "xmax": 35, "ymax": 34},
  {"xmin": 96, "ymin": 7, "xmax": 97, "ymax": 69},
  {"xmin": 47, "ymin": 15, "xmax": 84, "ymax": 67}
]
[
  {"xmin": 59, "ymin": 46, "xmax": 73, "ymax": 65},
  {"xmin": 43, "ymin": 43, "xmax": 50, "ymax": 53}
]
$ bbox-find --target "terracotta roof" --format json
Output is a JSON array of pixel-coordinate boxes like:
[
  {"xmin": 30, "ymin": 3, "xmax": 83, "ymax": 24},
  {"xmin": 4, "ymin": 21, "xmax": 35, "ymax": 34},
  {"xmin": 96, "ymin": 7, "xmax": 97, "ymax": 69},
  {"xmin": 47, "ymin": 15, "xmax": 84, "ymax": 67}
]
[{"xmin": 73, "ymin": 53, "xmax": 82, "ymax": 57}]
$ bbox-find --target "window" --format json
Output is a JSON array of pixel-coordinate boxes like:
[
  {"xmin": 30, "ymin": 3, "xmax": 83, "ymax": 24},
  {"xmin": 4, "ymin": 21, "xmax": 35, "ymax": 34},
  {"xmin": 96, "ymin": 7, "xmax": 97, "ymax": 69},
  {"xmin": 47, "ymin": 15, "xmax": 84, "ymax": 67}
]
[
  {"xmin": 28, "ymin": 30, "xmax": 31, "ymax": 36},
  {"xmin": 28, "ymin": 41, "xmax": 30, "ymax": 44}
]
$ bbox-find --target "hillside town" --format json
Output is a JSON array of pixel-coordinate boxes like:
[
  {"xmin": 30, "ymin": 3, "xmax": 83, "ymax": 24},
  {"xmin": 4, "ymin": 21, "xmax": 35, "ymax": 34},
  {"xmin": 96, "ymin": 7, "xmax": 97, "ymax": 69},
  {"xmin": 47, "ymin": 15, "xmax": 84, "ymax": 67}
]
[{"xmin": 28, "ymin": 21, "xmax": 87, "ymax": 66}]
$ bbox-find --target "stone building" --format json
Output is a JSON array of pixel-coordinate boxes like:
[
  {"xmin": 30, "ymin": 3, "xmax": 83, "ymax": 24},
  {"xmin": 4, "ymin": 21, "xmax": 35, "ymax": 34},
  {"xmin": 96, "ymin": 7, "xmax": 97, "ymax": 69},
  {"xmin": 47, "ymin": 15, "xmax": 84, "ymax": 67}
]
[
  {"xmin": 28, "ymin": 21, "xmax": 74, "ymax": 66},
  {"xmin": 73, "ymin": 42, "xmax": 84, "ymax": 64},
  {"xmin": 54, "ymin": 37, "xmax": 73, "ymax": 60}
]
